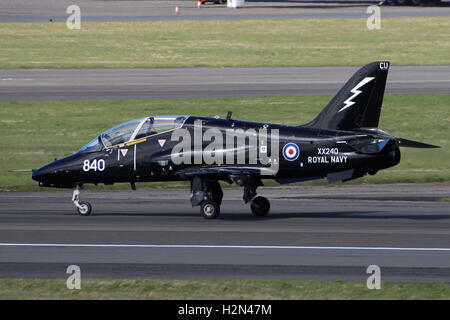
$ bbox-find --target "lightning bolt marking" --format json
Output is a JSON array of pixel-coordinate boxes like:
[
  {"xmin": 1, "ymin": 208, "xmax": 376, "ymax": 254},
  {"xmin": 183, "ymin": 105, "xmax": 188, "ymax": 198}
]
[{"xmin": 338, "ymin": 77, "xmax": 375, "ymax": 113}]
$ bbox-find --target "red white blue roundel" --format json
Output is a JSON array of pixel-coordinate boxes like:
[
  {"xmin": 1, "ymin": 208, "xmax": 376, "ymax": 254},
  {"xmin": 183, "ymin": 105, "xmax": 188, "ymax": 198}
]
[{"xmin": 283, "ymin": 143, "xmax": 300, "ymax": 161}]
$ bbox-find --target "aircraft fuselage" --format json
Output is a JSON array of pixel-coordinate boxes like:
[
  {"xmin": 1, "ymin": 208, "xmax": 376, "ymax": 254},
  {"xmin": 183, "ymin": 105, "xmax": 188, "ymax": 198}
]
[{"xmin": 32, "ymin": 116, "xmax": 400, "ymax": 188}]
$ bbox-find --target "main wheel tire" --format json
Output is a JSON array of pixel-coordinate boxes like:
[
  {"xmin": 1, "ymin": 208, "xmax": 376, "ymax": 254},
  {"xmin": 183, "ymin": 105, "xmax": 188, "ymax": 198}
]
[
  {"xmin": 250, "ymin": 196, "xmax": 270, "ymax": 217},
  {"xmin": 77, "ymin": 201, "xmax": 92, "ymax": 216},
  {"xmin": 200, "ymin": 201, "xmax": 220, "ymax": 219}
]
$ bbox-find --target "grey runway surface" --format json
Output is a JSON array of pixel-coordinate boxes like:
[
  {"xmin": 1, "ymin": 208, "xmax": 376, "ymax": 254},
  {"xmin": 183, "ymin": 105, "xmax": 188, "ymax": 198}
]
[
  {"xmin": 2, "ymin": 0, "xmax": 450, "ymax": 22},
  {"xmin": 1, "ymin": 183, "xmax": 449, "ymax": 282},
  {"xmin": 1, "ymin": 65, "xmax": 449, "ymax": 101}
]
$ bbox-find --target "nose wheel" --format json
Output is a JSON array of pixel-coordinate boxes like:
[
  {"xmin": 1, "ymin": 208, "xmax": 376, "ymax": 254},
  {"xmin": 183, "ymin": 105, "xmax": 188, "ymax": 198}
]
[
  {"xmin": 76, "ymin": 201, "xmax": 92, "ymax": 216},
  {"xmin": 72, "ymin": 186, "xmax": 92, "ymax": 216}
]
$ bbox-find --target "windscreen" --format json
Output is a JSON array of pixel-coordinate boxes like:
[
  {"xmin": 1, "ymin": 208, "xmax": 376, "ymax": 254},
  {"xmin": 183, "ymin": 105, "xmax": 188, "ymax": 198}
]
[
  {"xmin": 79, "ymin": 136, "xmax": 103, "ymax": 153},
  {"xmin": 100, "ymin": 118, "xmax": 144, "ymax": 148}
]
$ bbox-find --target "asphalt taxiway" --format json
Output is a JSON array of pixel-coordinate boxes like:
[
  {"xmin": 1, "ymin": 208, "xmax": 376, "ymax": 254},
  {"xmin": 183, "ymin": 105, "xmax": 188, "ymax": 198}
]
[
  {"xmin": 2, "ymin": 0, "xmax": 450, "ymax": 23},
  {"xmin": 1, "ymin": 65, "xmax": 449, "ymax": 101},
  {"xmin": 1, "ymin": 0, "xmax": 450, "ymax": 284},
  {"xmin": 0, "ymin": 183, "xmax": 449, "ymax": 282}
]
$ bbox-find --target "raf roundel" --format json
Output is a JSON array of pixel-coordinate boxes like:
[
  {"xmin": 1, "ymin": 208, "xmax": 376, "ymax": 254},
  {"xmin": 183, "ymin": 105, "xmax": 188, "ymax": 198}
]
[{"xmin": 283, "ymin": 143, "xmax": 300, "ymax": 161}]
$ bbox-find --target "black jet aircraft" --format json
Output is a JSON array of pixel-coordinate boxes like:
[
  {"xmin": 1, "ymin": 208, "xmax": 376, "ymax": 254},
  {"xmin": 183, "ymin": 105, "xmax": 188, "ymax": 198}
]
[{"xmin": 32, "ymin": 61, "xmax": 439, "ymax": 219}]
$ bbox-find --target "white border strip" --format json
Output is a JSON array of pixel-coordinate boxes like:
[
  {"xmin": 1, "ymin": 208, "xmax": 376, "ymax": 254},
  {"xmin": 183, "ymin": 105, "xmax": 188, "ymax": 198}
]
[{"xmin": 0, "ymin": 243, "xmax": 449, "ymax": 251}]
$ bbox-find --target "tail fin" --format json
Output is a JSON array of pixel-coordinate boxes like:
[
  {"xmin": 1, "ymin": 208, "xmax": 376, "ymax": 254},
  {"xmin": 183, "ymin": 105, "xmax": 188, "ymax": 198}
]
[{"xmin": 304, "ymin": 61, "xmax": 390, "ymax": 131}]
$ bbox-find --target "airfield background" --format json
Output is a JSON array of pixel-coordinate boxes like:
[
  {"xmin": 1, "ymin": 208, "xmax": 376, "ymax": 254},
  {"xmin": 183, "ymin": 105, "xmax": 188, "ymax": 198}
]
[{"xmin": 0, "ymin": 0, "xmax": 449, "ymax": 301}]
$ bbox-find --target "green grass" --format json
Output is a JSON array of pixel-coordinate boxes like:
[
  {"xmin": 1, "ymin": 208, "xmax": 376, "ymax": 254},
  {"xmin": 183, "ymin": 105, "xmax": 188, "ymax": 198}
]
[
  {"xmin": 1, "ymin": 17, "xmax": 450, "ymax": 68},
  {"xmin": 0, "ymin": 94, "xmax": 448, "ymax": 191},
  {"xmin": 1, "ymin": 279, "xmax": 449, "ymax": 300}
]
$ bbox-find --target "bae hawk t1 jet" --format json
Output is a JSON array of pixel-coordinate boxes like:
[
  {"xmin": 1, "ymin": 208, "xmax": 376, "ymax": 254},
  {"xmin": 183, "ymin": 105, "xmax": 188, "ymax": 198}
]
[{"xmin": 32, "ymin": 61, "xmax": 439, "ymax": 219}]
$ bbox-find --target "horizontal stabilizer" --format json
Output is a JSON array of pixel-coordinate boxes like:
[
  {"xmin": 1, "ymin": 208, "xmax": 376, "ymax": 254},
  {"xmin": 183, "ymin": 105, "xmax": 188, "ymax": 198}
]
[{"xmin": 397, "ymin": 138, "xmax": 440, "ymax": 149}]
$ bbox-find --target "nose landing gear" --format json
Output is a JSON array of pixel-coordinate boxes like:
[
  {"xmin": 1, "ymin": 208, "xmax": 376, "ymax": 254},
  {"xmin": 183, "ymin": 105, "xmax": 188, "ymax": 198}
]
[{"xmin": 72, "ymin": 185, "xmax": 92, "ymax": 216}]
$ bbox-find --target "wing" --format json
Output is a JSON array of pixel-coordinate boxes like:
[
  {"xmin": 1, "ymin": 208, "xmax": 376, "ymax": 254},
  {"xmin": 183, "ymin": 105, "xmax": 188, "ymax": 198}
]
[{"xmin": 175, "ymin": 165, "xmax": 277, "ymax": 178}]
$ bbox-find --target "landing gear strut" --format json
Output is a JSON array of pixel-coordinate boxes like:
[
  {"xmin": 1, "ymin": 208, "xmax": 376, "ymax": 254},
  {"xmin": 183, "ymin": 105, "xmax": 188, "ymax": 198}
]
[
  {"xmin": 190, "ymin": 176, "xmax": 223, "ymax": 219},
  {"xmin": 232, "ymin": 175, "xmax": 271, "ymax": 217},
  {"xmin": 72, "ymin": 185, "xmax": 92, "ymax": 216}
]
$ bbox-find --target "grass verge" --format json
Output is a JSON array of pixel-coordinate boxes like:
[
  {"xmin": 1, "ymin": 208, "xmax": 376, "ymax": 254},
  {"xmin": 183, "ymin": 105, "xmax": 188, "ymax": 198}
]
[
  {"xmin": 1, "ymin": 279, "xmax": 449, "ymax": 300},
  {"xmin": 0, "ymin": 94, "xmax": 448, "ymax": 191},
  {"xmin": 1, "ymin": 17, "xmax": 450, "ymax": 68}
]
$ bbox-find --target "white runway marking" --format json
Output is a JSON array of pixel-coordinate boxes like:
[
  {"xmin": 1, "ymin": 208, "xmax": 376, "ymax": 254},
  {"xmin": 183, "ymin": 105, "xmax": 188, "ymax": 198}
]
[
  {"xmin": 1, "ymin": 78, "xmax": 33, "ymax": 81},
  {"xmin": 1, "ymin": 243, "xmax": 450, "ymax": 252}
]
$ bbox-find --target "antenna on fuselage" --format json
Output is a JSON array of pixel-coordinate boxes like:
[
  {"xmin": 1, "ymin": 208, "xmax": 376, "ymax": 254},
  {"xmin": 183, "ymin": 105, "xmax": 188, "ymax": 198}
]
[{"xmin": 226, "ymin": 111, "xmax": 233, "ymax": 120}]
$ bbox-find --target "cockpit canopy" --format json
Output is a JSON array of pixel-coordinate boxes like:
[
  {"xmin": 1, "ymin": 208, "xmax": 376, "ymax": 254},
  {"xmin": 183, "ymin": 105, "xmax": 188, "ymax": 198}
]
[{"xmin": 79, "ymin": 115, "xmax": 188, "ymax": 153}]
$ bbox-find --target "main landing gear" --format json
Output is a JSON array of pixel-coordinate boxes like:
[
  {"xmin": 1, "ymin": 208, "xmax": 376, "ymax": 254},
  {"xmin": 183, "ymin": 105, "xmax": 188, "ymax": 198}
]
[
  {"xmin": 232, "ymin": 175, "xmax": 270, "ymax": 217},
  {"xmin": 250, "ymin": 196, "xmax": 270, "ymax": 217},
  {"xmin": 72, "ymin": 185, "xmax": 92, "ymax": 216},
  {"xmin": 190, "ymin": 175, "xmax": 271, "ymax": 219},
  {"xmin": 190, "ymin": 176, "xmax": 223, "ymax": 219}
]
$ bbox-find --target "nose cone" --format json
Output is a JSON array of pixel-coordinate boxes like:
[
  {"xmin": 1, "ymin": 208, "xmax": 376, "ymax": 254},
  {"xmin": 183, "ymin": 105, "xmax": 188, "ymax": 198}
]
[
  {"xmin": 32, "ymin": 165, "xmax": 54, "ymax": 183},
  {"xmin": 32, "ymin": 167, "xmax": 45, "ymax": 182},
  {"xmin": 32, "ymin": 161, "xmax": 60, "ymax": 186},
  {"xmin": 32, "ymin": 154, "xmax": 79, "ymax": 188}
]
